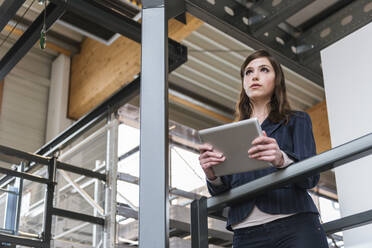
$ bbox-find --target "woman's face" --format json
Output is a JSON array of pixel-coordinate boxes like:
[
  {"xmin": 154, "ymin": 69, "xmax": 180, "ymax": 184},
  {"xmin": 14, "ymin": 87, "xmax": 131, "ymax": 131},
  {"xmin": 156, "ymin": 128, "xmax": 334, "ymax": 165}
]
[{"xmin": 243, "ymin": 57, "xmax": 276, "ymax": 103}]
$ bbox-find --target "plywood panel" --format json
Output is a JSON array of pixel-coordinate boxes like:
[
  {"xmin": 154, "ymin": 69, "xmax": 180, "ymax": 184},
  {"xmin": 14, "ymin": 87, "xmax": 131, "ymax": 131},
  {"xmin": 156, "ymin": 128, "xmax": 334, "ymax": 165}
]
[
  {"xmin": 306, "ymin": 100, "xmax": 331, "ymax": 154},
  {"xmin": 69, "ymin": 13, "xmax": 203, "ymax": 119}
]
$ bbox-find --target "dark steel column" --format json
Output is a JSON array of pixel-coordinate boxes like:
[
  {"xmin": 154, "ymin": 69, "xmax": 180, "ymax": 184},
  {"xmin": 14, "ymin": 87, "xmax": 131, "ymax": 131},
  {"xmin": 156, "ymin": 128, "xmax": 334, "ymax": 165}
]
[
  {"xmin": 42, "ymin": 157, "xmax": 57, "ymax": 248},
  {"xmin": 191, "ymin": 197, "xmax": 208, "ymax": 248}
]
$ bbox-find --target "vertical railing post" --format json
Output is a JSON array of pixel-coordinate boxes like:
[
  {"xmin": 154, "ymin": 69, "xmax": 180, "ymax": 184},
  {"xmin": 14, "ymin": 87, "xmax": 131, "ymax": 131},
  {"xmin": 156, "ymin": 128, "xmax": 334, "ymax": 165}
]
[
  {"xmin": 42, "ymin": 156, "xmax": 57, "ymax": 248},
  {"xmin": 139, "ymin": 0, "xmax": 169, "ymax": 247},
  {"xmin": 5, "ymin": 163, "xmax": 24, "ymax": 236},
  {"xmin": 14, "ymin": 162, "xmax": 24, "ymax": 235},
  {"xmin": 93, "ymin": 161, "xmax": 103, "ymax": 246},
  {"xmin": 191, "ymin": 197, "xmax": 208, "ymax": 248},
  {"xmin": 103, "ymin": 115, "xmax": 119, "ymax": 248}
]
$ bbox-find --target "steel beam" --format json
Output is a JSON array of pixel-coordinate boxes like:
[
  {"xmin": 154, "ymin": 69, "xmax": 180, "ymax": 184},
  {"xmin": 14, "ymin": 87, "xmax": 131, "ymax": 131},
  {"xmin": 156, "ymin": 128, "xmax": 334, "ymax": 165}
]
[
  {"xmin": 51, "ymin": 0, "xmax": 141, "ymax": 42},
  {"xmin": 0, "ymin": 145, "xmax": 49, "ymax": 165},
  {"xmin": 0, "ymin": 2, "xmax": 67, "ymax": 81},
  {"xmin": 58, "ymin": 163, "xmax": 106, "ymax": 193},
  {"xmin": 52, "ymin": 207, "xmax": 104, "ymax": 226},
  {"xmin": 191, "ymin": 197, "xmax": 208, "ymax": 248},
  {"xmin": 323, "ymin": 209, "xmax": 372, "ymax": 235},
  {"xmin": 207, "ymin": 132, "xmax": 372, "ymax": 213},
  {"xmin": 56, "ymin": 161, "xmax": 106, "ymax": 181},
  {"xmin": 298, "ymin": 0, "xmax": 372, "ymax": 63},
  {"xmin": 168, "ymin": 0, "xmax": 186, "ymax": 20},
  {"xmin": 0, "ymin": 166, "xmax": 49, "ymax": 184},
  {"xmin": 0, "ymin": 0, "xmax": 26, "ymax": 32},
  {"xmin": 250, "ymin": 0, "xmax": 315, "ymax": 37},
  {"xmin": 50, "ymin": 0, "xmax": 187, "ymax": 70},
  {"xmin": 184, "ymin": 0, "xmax": 323, "ymax": 86},
  {"xmin": 139, "ymin": 1, "xmax": 169, "ymax": 247},
  {"xmin": 117, "ymin": 172, "xmax": 139, "ymax": 185},
  {"xmin": 42, "ymin": 157, "xmax": 57, "ymax": 248},
  {"xmin": 118, "ymin": 146, "xmax": 139, "ymax": 162},
  {"xmin": 117, "ymin": 205, "xmax": 232, "ymax": 244},
  {"xmin": 117, "ymin": 203, "xmax": 139, "ymax": 219},
  {"xmin": 0, "ymin": 233, "xmax": 42, "ymax": 247}
]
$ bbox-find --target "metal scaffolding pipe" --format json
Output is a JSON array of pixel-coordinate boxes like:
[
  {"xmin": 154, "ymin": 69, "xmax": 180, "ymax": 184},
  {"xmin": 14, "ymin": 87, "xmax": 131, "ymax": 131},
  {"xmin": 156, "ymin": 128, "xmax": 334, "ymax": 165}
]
[{"xmin": 59, "ymin": 170, "xmax": 104, "ymax": 216}]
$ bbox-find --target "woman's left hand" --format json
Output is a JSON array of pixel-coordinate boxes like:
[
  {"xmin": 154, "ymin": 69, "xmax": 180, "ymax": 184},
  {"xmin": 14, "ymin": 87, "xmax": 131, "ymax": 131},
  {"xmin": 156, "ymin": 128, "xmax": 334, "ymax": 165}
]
[{"xmin": 248, "ymin": 131, "xmax": 284, "ymax": 167}]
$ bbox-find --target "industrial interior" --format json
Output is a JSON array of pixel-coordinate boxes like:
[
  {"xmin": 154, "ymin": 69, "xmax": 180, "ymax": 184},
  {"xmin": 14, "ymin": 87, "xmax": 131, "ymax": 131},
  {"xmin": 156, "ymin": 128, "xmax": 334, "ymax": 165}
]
[{"xmin": 0, "ymin": 0, "xmax": 372, "ymax": 247}]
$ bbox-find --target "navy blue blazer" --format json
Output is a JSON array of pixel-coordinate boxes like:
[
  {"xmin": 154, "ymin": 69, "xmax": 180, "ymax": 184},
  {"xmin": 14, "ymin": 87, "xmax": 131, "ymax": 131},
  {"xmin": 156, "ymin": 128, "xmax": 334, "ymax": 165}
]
[{"xmin": 207, "ymin": 111, "xmax": 319, "ymax": 231}]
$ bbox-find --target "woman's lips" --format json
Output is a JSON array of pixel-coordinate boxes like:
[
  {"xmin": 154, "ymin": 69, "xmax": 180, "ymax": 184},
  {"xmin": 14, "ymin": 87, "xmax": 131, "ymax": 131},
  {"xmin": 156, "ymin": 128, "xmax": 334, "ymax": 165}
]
[{"xmin": 250, "ymin": 84, "xmax": 261, "ymax": 88}]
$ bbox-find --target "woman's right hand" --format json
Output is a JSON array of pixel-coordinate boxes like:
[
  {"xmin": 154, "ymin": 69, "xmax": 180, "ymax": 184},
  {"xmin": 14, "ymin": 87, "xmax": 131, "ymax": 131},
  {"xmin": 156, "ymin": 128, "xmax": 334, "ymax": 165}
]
[{"xmin": 198, "ymin": 143, "xmax": 226, "ymax": 181}]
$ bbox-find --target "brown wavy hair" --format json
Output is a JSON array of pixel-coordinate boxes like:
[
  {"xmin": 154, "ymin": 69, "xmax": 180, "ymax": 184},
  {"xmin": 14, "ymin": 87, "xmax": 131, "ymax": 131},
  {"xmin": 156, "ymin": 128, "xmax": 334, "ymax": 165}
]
[{"xmin": 235, "ymin": 49, "xmax": 292, "ymax": 124}]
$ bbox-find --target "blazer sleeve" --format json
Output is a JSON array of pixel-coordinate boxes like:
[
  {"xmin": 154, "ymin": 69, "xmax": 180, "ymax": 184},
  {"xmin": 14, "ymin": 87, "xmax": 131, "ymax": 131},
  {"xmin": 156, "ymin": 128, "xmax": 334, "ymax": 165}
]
[
  {"xmin": 206, "ymin": 175, "xmax": 232, "ymax": 196},
  {"xmin": 283, "ymin": 112, "xmax": 319, "ymax": 189}
]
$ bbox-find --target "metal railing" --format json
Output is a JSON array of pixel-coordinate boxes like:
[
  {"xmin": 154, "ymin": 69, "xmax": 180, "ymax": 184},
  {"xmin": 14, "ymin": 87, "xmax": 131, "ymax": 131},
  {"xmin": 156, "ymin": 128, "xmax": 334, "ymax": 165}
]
[
  {"xmin": 190, "ymin": 132, "xmax": 372, "ymax": 247},
  {"xmin": 0, "ymin": 145, "xmax": 107, "ymax": 248}
]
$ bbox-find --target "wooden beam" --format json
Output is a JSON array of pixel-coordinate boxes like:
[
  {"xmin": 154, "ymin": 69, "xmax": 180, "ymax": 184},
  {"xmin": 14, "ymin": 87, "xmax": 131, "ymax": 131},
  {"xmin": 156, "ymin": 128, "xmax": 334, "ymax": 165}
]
[
  {"xmin": 306, "ymin": 101, "xmax": 336, "ymax": 200},
  {"xmin": 310, "ymin": 186, "xmax": 338, "ymax": 201},
  {"xmin": 306, "ymin": 100, "xmax": 332, "ymax": 154},
  {"xmin": 69, "ymin": 13, "xmax": 203, "ymax": 120}
]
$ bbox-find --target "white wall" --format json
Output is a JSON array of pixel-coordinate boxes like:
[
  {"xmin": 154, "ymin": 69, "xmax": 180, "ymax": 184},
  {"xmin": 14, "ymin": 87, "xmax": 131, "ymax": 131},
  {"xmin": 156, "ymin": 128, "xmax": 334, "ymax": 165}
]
[
  {"xmin": 321, "ymin": 22, "xmax": 372, "ymax": 247},
  {"xmin": 46, "ymin": 54, "xmax": 73, "ymax": 142},
  {"xmin": 0, "ymin": 50, "xmax": 53, "ymax": 152}
]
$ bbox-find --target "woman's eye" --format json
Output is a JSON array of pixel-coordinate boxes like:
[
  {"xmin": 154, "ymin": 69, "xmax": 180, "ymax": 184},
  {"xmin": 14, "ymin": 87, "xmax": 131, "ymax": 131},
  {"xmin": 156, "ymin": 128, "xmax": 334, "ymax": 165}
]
[
  {"xmin": 245, "ymin": 70, "xmax": 252, "ymax": 75},
  {"xmin": 261, "ymin": 67, "xmax": 269, "ymax": 72}
]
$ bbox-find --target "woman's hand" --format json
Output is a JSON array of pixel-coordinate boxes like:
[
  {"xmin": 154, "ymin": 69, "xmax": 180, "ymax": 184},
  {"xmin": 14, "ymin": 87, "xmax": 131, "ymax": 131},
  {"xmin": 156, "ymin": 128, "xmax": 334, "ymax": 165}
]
[
  {"xmin": 248, "ymin": 131, "xmax": 284, "ymax": 167},
  {"xmin": 198, "ymin": 143, "xmax": 226, "ymax": 180}
]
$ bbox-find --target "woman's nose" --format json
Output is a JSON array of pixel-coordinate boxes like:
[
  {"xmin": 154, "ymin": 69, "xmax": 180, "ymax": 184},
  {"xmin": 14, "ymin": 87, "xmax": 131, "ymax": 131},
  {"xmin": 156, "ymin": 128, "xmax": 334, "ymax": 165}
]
[
  {"xmin": 251, "ymin": 70, "xmax": 259, "ymax": 80},
  {"xmin": 252, "ymin": 73, "xmax": 259, "ymax": 81}
]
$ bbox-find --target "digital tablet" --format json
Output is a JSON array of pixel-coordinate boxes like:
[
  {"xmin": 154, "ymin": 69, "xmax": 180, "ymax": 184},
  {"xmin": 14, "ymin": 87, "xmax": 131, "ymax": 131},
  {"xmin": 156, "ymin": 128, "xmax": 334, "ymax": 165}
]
[{"xmin": 198, "ymin": 118, "xmax": 272, "ymax": 176}]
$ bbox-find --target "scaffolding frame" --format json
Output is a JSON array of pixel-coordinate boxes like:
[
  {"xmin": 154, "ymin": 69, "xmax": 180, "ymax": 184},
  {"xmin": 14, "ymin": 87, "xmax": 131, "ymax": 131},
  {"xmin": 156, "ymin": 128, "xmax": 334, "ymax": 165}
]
[{"xmin": 0, "ymin": 145, "xmax": 106, "ymax": 247}]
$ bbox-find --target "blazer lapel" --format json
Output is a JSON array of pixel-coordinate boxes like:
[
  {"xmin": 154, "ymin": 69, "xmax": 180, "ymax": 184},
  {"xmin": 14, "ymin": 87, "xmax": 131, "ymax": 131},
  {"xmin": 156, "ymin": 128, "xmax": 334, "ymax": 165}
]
[{"xmin": 262, "ymin": 119, "xmax": 285, "ymax": 136}]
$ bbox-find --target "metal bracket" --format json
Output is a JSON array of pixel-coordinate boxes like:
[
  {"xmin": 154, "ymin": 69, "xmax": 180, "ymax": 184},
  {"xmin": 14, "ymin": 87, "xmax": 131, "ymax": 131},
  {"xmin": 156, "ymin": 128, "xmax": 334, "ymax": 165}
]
[
  {"xmin": 168, "ymin": 0, "xmax": 186, "ymax": 22},
  {"xmin": 293, "ymin": 44, "xmax": 315, "ymax": 55},
  {"xmin": 248, "ymin": 14, "xmax": 266, "ymax": 26}
]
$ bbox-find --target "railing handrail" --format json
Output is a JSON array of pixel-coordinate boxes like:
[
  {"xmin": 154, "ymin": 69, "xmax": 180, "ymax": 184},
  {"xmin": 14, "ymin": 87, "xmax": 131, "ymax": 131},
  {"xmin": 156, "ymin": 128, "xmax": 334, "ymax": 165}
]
[
  {"xmin": 0, "ymin": 144, "xmax": 50, "ymax": 166},
  {"xmin": 0, "ymin": 145, "xmax": 106, "ymax": 183},
  {"xmin": 207, "ymin": 132, "xmax": 372, "ymax": 213}
]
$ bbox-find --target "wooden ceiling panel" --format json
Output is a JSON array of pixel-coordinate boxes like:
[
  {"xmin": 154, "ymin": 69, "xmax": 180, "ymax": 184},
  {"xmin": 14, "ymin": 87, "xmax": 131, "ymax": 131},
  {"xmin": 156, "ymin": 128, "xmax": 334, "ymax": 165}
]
[{"xmin": 68, "ymin": 13, "xmax": 203, "ymax": 120}]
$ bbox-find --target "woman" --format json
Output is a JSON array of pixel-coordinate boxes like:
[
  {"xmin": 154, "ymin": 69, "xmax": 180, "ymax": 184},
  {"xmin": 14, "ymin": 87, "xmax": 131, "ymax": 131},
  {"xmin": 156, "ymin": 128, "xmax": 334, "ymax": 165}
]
[{"xmin": 199, "ymin": 50, "xmax": 328, "ymax": 247}]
